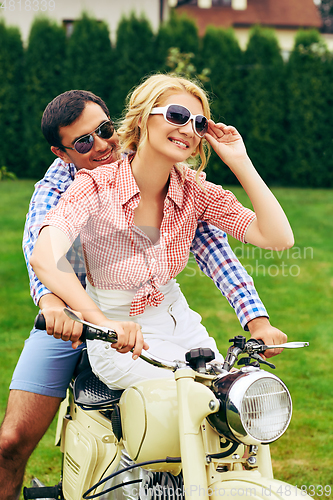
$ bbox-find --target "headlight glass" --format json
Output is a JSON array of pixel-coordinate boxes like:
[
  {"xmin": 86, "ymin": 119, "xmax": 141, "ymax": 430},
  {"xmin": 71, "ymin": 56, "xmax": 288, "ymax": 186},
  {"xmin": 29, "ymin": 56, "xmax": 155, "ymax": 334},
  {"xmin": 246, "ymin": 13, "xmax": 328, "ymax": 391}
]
[{"xmin": 239, "ymin": 377, "xmax": 292, "ymax": 443}]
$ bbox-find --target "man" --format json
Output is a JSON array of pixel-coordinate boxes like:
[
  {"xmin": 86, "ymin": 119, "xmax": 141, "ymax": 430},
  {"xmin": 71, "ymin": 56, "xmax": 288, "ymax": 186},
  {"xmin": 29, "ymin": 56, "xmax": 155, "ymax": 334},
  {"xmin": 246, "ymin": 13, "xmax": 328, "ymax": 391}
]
[{"xmin": 0, "ymin": 90, "xmax": 286, "ymax": 499}]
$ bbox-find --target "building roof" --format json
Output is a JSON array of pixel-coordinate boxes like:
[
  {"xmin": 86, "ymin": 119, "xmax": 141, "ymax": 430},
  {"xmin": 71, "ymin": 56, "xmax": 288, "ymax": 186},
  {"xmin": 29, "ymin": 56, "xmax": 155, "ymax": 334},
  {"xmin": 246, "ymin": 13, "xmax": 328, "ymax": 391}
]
[{"xmin": 176, "ymin": 0, "xmax": 322, "ymax": 35}]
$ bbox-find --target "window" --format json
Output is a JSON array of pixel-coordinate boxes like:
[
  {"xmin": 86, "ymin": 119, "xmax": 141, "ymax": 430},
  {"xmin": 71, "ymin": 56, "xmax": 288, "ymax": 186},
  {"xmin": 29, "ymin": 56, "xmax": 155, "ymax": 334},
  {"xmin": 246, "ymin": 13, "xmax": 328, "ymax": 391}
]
[
  {"xmin": 212, "ymin": 0, "xmax": 232, "ymax": 5},
  {"xmin": 181, "ymin": 0, "xmax": 231, "ymax": 5}
]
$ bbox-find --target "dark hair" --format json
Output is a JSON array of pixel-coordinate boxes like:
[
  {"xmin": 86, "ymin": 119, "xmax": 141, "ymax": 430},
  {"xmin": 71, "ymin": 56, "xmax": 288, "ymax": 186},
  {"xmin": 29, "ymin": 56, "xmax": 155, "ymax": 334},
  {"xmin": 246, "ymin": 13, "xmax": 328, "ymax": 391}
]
[{"xmin": 41, "ymin": 90, "xmax": 110, "ymax": 150}]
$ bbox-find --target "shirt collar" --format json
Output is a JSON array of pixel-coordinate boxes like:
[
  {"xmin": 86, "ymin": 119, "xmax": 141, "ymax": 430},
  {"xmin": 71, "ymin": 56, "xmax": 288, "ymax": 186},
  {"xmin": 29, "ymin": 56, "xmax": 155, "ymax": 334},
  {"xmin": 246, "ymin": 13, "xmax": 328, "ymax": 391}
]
[
  {"xmin": 118, "ymin": 155, "xmax": 140, "ymax": 205},
  {"xmin": 69, "ymin": 162, "xmax": 77, "ymax": 180},
  {"xmin": 167, "ymin": 166, "xmax": 184, "ymax": 209},
  {"xmin": 117, "ymin": 155, "xmax": 185, "ymax": 208}
]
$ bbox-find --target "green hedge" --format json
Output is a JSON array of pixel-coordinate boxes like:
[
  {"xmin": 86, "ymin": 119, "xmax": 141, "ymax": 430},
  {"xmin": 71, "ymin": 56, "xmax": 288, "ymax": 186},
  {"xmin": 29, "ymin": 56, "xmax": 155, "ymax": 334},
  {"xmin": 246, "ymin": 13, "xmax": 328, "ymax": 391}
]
[
  {"xmin": 0, "ymin": 21, "xmax": 24, "ymax": 176},
  {"xmin": 0, "ymin": 13, "xmax": 332, "ymax": 187},
  {"xmin": 24, "ymin": 18, "xmax": 67, "ymax": 178},
  {"xmin": 285, "ymin": 30, "xmax": 333, "ymax": 187}
]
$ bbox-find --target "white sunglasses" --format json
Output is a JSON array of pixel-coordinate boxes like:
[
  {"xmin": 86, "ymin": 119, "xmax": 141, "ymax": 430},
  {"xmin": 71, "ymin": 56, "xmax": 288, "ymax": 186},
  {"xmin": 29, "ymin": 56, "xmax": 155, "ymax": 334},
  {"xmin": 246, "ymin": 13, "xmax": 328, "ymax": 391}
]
[{"xmin": 150, "ymin": 104, "xmax": 208, "ymax": 137}]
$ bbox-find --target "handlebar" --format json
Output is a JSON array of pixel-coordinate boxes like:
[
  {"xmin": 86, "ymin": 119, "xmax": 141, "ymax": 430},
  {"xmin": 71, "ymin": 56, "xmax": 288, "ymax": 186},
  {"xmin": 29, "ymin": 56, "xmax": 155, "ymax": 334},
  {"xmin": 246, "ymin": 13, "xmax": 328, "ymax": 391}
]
[
  {"xmin": 34, "ymin": 312, "xmax": 184, "ymax": 372},
  {"xmin": 34, "ymin": 311, "xmax": 309, "ymax": 374}
]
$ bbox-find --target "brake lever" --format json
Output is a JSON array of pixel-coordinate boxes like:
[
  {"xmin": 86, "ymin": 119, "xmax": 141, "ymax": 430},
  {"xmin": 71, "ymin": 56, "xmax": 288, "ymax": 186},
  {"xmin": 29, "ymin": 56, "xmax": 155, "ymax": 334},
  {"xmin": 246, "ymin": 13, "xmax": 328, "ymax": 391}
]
[
  {"xmin": 238, "ymin": 353, "xmax": 276, "ymax": 370},
  {"xmin": 246, "ymin": 340, "xmax": 309, "ymax": 355}
]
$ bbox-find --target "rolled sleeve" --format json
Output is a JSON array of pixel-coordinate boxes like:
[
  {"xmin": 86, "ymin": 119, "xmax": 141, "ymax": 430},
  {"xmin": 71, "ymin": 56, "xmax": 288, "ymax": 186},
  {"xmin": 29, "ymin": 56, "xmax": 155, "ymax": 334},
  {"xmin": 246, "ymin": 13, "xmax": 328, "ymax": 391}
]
[
  {"xmin": 192, "ymin": 174, "xmax": 257, "ymax": 243},
  {"xmin": 191, "ymin": 221, "xmax": 268, "ymax": 330}
]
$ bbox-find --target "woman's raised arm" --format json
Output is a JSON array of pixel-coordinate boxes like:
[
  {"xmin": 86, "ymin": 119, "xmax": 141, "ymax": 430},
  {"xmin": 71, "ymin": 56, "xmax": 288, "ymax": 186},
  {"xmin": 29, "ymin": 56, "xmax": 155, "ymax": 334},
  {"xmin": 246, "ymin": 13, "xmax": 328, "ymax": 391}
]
[{"xmin": 205, "ymin": 121, "xmax": 294, "ymax": 250}]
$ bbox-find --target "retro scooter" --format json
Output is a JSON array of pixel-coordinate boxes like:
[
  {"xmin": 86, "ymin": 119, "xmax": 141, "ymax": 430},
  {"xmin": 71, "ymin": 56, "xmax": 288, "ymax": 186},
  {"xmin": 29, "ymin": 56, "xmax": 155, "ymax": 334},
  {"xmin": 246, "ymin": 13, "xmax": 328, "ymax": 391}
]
[{"xmin": 23, "ymin": 309, "xmax": 312, "ymax": 500}]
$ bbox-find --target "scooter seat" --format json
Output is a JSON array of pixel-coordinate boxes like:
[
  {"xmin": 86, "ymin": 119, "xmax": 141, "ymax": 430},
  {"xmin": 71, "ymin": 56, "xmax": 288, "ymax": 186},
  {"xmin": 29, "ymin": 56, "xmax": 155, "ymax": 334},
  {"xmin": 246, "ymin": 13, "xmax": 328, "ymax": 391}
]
[{"xmin": 73, "ymin": 368, "xmax": 124, "ymax": 409}]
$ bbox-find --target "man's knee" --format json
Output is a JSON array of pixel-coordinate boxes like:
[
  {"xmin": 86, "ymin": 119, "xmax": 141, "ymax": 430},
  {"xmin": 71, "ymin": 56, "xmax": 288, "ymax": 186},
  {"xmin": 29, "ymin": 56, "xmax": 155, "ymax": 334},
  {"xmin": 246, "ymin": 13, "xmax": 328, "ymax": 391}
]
[
  {"xmin": 0, "ymin": 418, "xmax": 39, "ymax": 465},
  {"xmin": 0, "ymin": 390, "xmax": 61, "ymax": 461}
]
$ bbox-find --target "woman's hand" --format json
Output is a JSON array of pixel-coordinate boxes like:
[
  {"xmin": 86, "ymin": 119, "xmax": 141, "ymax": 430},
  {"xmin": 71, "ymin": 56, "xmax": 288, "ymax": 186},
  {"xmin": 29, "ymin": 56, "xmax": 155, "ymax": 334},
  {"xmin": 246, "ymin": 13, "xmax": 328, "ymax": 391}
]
[
  {"xmin": 205, "ymin": 120, "xmax": 248, "ymax": 168},
  {"xmin": 101, "ymin": 319, "xmax": 149, "ymax": 360}
]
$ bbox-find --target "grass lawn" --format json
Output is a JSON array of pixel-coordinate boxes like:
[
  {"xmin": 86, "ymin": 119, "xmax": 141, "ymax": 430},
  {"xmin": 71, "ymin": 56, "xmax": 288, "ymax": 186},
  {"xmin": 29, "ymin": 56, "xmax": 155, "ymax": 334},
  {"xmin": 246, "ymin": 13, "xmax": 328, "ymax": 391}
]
[{"xmin": 0, "ymin": 180, "xmax": 332, "ymax": 498}]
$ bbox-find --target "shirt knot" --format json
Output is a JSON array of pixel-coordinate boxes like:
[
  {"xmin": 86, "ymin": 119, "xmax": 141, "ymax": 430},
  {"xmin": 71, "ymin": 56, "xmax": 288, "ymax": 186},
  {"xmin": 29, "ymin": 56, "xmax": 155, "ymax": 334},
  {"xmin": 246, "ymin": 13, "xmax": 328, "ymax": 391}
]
[{"xmin": 130, "ymin": 281, "xmax": 165, "ymax": 316}]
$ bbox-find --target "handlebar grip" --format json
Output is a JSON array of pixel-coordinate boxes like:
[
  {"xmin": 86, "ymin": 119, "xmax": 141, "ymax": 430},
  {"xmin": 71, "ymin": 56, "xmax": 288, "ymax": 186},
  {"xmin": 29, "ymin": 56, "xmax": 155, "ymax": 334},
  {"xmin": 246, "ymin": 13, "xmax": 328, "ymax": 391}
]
[
  {"xmin": 34, "ymin": 313, "xmax": 46, "ymax": 331},
  {"xmin": 23, "ymin": 485, "xmax": 61, "ymax": 500},
  {"xmin": 34, "ymin": 313, "xmax": 92, "ymax": 342}
]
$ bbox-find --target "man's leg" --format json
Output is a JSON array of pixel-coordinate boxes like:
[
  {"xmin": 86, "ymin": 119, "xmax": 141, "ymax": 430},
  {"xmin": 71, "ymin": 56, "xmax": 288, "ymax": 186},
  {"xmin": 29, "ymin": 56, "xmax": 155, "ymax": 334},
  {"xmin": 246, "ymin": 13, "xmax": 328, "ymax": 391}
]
[
  {"xmin": 0, "ymin": 326, "xmax": 84, "ymax": 500},
  {"xmin": 0, "ymin": 390, "xmax": 62, "ymax": 500}
]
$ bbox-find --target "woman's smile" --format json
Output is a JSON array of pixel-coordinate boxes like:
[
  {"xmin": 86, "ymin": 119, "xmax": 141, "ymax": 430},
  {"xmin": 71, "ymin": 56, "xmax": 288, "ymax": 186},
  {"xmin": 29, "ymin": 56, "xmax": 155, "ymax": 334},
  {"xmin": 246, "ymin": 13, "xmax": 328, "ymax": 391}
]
[{"xmin": 168, "ymin": 137, "xmax": 190, "ymax": 149}]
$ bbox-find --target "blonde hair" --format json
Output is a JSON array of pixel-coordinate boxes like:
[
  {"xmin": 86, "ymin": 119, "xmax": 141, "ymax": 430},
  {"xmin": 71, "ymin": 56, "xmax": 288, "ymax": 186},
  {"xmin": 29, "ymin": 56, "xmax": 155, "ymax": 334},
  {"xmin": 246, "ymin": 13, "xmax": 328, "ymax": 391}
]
[{"xmin": 117, "ymin": 73, "xmax": 211, "ymax": 180}]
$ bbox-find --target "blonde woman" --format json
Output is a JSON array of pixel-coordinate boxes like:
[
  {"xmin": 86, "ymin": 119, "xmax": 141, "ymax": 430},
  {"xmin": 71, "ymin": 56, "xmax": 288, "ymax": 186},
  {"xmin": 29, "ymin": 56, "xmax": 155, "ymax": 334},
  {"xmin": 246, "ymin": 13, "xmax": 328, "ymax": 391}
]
[{"xmin": 31, "ymin": 74, "xmax": 293, "ymax": 389}]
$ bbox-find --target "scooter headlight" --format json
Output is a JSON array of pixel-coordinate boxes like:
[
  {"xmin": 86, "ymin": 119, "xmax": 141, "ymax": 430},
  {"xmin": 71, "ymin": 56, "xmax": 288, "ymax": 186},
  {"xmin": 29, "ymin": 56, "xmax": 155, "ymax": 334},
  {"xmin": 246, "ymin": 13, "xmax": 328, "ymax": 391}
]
[{"xmin": 207, "ymin": 369, "xmax": 292, "ymax": 445}]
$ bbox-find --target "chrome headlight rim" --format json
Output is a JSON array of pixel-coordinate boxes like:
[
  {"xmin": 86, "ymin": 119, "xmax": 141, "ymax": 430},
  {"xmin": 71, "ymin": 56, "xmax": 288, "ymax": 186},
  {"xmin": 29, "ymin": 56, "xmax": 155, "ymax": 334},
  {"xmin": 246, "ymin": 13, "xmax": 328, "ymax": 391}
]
[{"xmin": 207, "ymin": 369, "xmax": 292, "ymax": 446}]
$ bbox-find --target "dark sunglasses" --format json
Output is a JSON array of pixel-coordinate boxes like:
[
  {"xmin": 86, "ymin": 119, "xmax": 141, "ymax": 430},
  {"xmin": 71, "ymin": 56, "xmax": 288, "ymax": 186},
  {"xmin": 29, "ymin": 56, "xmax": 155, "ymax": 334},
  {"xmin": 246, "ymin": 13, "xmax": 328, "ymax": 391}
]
[
  {"xmin": 150, "ymin": 104, "xmax": 208, "ymax": 137},
  {"xmin": 63, "ymin": 120, "xmax": 115, "ymax": 154}
]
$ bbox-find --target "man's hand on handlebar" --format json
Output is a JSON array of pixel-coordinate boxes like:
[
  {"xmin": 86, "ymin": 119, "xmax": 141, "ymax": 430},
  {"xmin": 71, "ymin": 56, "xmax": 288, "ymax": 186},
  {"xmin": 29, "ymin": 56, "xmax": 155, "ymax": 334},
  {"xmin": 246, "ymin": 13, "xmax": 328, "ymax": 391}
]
[
  {"xmin": 38, "ymin": 294, "xmax": 83, "ymax": 349},
  {"xmin": 247, "ymin": 316, "xmax": 287, "ymax": 359}
]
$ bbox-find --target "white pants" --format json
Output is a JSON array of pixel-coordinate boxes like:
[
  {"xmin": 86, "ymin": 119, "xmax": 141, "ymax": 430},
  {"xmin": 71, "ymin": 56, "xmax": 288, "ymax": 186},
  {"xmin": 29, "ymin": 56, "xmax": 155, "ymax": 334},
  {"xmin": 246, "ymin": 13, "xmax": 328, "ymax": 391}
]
[{"xmin": 86, "ymin": 279, "xmax": 223, "ymax": 389}]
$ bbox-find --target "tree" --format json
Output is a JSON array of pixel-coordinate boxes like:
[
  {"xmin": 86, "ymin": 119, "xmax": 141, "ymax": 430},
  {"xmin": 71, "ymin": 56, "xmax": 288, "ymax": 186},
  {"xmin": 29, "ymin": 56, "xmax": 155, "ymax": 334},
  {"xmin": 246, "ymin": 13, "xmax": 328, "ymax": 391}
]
[
  {"xmin": 111, "ymin": 13, "xmax": 157, "ymax": 118},
  {"xmin": 285, "ymin": 30, "xmax": 333, "ymax": 187},
  {"xmin": 24, "ymin": 18, "xmax": 67, "ymax": 178},
  {"xmin": 155, "ymin": 11, "xmax": 200, "ymax": 72},
  {"xmin": 0, "ymin": 21, "xmax": 24, "ymax": 176},
  {"xmin": 166, "ymin": 46, "xmax": 210, "ymax": 82},
  {"xmin": 316, "ymin": 0, "xmax": 333, "ymax": 33},
  {"xmin": 64, "ymin": 14, "xmax": 114, "ymax": 108},
  {"xmin": 241, "ymin": 26, "xmax": 286, "ymax": 185}
]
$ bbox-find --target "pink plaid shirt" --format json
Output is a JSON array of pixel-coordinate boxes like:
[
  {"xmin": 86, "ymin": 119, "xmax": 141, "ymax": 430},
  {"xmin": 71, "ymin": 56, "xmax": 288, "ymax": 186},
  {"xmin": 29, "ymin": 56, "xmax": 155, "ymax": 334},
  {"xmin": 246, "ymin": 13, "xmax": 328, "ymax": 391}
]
[{"xmin": 44, "ymin": 156, "xmax": 256, "ymax": 316}]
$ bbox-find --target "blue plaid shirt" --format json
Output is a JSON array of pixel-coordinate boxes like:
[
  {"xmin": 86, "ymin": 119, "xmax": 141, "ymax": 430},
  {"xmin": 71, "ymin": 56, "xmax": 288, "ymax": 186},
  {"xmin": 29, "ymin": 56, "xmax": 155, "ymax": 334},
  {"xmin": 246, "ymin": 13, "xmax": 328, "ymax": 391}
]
[{"xmin": 23, "ymin": 158, "xmax": 268, "ymax": 330}]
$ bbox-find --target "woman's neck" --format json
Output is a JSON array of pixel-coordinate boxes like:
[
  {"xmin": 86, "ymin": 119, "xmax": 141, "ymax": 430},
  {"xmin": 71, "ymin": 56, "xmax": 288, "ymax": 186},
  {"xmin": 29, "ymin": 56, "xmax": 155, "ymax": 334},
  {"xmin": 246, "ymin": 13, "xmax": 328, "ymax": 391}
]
[
  {"xmin": 130, "ymin": 150, "xmax": 172, "ymax": 229},
  {"xmin": 131, "ymin": 149, "xmax": 173, "ymax": 199}
]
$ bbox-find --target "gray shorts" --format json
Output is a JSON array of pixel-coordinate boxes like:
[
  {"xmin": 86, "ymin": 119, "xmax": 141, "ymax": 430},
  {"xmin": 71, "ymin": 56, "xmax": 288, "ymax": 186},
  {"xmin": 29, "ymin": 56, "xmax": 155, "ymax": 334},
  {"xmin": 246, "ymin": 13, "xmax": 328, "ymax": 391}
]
[{"xmin": 10, "ymin": 327, "xmax": 85, "ymax": 398}]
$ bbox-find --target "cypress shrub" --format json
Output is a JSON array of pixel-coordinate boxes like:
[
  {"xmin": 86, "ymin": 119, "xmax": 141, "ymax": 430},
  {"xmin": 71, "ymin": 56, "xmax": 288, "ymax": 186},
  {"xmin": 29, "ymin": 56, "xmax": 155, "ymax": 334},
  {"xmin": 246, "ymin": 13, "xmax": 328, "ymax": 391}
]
[
  {"xmin": 241, "ymin": 26, "xmax": 286, "ymax": 186},
  {"xmin": 155, "ymin": 11, "xmax": 200, "ymax": 72},
  {"xmin": 199, "ymin": 26, "xmax": 243, "ymax": 185},
  {"xmin": 323, "ymin": 51, "xmax": 333, "ymax": 187},
  {"xmin": 285, "ymin": 30, "xmax": 333, "ymax": 187},
  {"xmin": 24, "ymin": 18, "xmax": 67, "ymax": 179},
  {"xmin": 0, "ymin": 22, "xmax": 24, "ymax": 177},
  {"xmin": 111, "ymin": 13, "xmax": 157, "ymax": 118},
  {"xmin": 64, "ymin": 14, "xmax": 114, "ymax": 108}
]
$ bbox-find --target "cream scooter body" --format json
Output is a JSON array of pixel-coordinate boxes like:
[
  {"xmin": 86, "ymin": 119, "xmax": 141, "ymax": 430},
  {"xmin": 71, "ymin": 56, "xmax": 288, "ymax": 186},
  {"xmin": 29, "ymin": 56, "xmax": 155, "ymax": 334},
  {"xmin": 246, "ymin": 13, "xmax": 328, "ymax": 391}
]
[
  {"xmin": 117, "ymin": 368, "xmax": 310, "ymax": 500},
  {"xmin": 25, "ymin": 315, "xmax": 312, "ymax": 500}
]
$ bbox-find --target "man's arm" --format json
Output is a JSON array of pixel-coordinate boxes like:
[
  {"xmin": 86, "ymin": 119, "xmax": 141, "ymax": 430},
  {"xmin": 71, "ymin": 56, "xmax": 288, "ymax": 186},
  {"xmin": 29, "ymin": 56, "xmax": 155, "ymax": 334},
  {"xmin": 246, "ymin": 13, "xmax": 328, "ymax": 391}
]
[
  {"xmin": 22, "ymin": 159, "xmax": 86, "ymax": 345},
  {"xmin": 22, "ymin": 159, "xmax": 78, "ymax": 306},
  {"xmin": 191, "ymin": 221, "xmax": 286, "ymax": 358}
]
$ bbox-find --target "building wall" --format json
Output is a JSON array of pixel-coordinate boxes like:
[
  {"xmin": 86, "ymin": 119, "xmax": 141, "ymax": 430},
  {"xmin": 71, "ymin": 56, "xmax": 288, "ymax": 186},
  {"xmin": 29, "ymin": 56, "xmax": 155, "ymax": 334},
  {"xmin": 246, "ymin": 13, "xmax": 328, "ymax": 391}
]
[
  {"xmin": 234, "ymin": 27, "xmax": 333, "ymax": 55},
  {"xmin": 0, "ymin": 0, "xmax": 167, "ymax": 44},
  {"xmin": 1, "ymin": 0, "xmax": 331, "ymax": 52}
]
